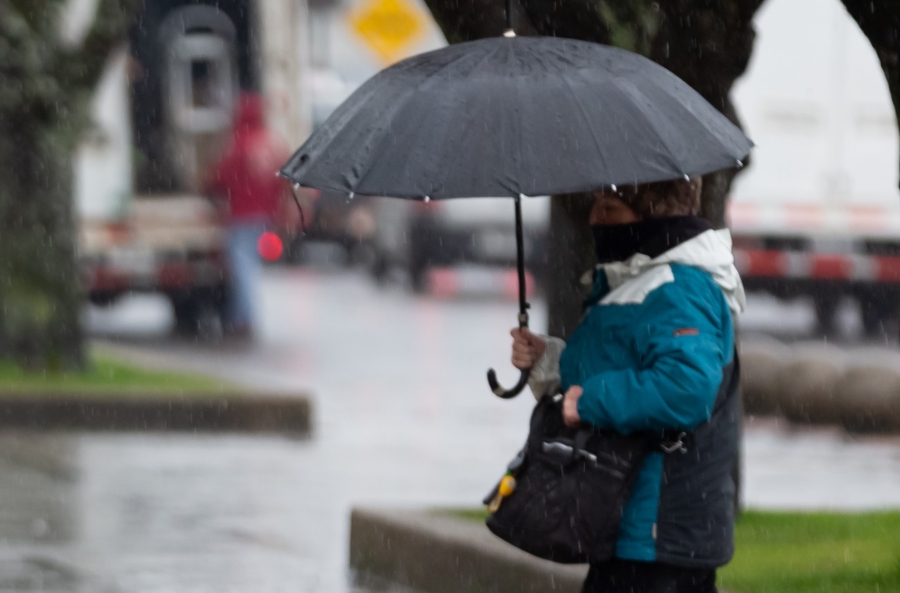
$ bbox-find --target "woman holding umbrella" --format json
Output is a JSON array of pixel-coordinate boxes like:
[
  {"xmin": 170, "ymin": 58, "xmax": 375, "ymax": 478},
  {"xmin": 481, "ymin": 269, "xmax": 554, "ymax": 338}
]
[
  {"xmin": 511, "ymin": 177, "xmax": 744, "ymax": 593},
  {"xmin": 280, "ymin": 31, "xmax": 752, "ymax": 593}
]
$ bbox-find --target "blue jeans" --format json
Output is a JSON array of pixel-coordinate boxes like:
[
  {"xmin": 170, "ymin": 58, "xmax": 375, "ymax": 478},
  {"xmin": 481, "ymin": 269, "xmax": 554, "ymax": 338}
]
[{"xmin": 226, "ymin": 221, "xmax": 266, "ymax": 329}]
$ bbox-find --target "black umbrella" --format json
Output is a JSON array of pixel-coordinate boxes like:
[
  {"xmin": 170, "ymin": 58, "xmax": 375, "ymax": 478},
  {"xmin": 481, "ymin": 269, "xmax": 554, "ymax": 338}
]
[{"xmin": 280, "ymin": 33, "xmax": 752, "ymax": 399}]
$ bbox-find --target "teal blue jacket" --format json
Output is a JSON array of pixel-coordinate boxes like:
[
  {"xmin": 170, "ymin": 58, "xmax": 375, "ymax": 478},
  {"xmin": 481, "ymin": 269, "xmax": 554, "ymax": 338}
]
[{"xmin": 532, "ymin": 229, "xmax": 744, "ymax": 568}]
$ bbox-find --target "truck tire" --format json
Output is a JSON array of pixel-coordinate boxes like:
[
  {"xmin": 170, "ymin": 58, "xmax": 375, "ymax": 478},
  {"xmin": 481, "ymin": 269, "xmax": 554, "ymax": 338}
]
[
  {"xmin": 813, "ymin": 292, "xmax": 839, "ymax": 336},
  {"xmin": 408, "ymin": 218, "xmax": 436, "ymax": 293},
  {"xmin": 409, "ymin": 255, "xmax": 429, "ymax": 293},
  {"xmin": 169, "ymin": 291, "xmax": 225, "ymax": 342},
  {"xmin": 171, "ymin": 296, "xmax": 199, "ymax": 336},
  {"xmin": 859, "ymin": 293, "xmax": 896, "ymax": 339},
  {"xmin": 369, "ymin": 248, "xmax": 391, "ymax": 286}
]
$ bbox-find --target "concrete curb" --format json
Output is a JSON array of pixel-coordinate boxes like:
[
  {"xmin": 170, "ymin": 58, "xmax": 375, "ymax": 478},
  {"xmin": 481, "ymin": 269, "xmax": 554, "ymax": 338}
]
[
  {"xmin": 740, "ymin": 346, "xmax": 788, "ymax": 415},
  {"xmin": 740, "ymin": 343, "xmax": 900, "ymax": 433},
  {"xmin": 835, "ymin": 366, "xmax": 900, "ymax": 433},
  {"xmin": 349, "ymin": 508, "xmax": 587, "ymax": 593},
  {"xmin": 0, "ymin": 394, "xmax": 312, "ymax": 434},
  {"xmin": 775, "ymin": 356, "xmax": 845, "ymax": 426}
]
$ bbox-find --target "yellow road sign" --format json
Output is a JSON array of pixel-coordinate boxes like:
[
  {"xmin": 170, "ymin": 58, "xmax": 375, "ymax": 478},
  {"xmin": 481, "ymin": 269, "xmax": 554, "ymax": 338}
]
[{"xmin": 348, "ymin": 0, "xmax": 428, "ymax": 64}]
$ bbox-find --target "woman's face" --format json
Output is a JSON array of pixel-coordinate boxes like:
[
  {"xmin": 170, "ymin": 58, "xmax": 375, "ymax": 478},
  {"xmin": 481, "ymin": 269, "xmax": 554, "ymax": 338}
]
[{"xmin": 589, "ymin": 191, "xmax": 641, "ymax": 226}]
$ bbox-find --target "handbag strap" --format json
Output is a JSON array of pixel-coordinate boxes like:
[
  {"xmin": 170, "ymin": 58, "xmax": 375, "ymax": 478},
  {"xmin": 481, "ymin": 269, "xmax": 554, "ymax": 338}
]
[{"xmin": 657, "ymin": 348, "xmax": 740, "ymax": 454}]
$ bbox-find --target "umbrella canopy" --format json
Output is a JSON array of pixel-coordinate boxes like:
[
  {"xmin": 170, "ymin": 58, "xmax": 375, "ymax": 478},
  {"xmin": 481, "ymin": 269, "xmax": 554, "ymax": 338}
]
[{"xmin": 280, "ymin": 36, "xmax": 752, "ymax": 199}]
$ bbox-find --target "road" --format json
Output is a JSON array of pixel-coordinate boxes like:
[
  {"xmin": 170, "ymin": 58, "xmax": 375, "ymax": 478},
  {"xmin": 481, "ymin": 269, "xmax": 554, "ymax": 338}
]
[{"xmin": 1, "ymin": 266, "xmax": 898, "ymax": 592}]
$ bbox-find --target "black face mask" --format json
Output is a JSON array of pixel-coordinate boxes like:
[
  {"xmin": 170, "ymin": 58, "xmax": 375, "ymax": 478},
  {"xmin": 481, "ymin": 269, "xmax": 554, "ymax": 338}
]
[
  {"xmin": 591, "ymin": 222, "xmax": 645, "ymax": 264},
  {"xmin": 591, "ymin": 216, "xmax": 712, "ymax": 264}
]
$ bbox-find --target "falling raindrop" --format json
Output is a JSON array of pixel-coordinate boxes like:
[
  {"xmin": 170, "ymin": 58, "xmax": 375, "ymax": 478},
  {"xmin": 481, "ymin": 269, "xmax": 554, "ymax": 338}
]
[
  {"xmin": 424, "ymin": 196, "xmax": 431, "ymax": 202},
  {"xmin": 683, "ymin": 174, "xmax": 689, "ymax": 181},
  {"xmin": 349, "ymin": 192, "xmax": 355, "ymax": 199},
  {"xmin": 736, "ymin": 159, "xmax": 744, "ymax": 168},
  {"xmin": 610, "ymin": 184, "xmax": 617, "ymax": 192}
]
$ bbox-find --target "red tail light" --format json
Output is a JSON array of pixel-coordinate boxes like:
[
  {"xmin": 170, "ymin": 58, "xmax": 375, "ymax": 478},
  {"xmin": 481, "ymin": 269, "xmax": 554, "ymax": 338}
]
[{"xmin": 257, "ymin": 232, "xmax": 284, "ymax": 261}]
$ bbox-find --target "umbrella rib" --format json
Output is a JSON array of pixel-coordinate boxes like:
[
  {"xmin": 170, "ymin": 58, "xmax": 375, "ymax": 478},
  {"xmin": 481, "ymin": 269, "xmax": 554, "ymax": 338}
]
[
  {"xmin": 354, "ymin": 46, "xmax": 503, "ymax": 198},
  {"xmin": 651, "ymin": 76, "xmax": 751, "ymax": 159},
  {"xmin": 428, "ymin": 42, "xmax": 507, "ymax": 197},
  {"xmin": 608, "ymin": 77, "xmax": 687, "ymax": 179},
  {"xmin": 559, "ymin": 74, "xmax": 613, "ymax": 189}
]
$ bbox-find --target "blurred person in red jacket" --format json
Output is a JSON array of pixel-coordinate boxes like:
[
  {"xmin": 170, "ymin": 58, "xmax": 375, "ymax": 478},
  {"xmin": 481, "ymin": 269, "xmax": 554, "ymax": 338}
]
[{"xmin": 205, "ymin": 93, "xmax": 290, "ymax": 338}]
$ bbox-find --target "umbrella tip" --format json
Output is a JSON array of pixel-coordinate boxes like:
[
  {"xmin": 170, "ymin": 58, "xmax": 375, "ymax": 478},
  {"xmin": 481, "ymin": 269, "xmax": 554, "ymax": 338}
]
[{"xmin": 503, "ymin": 29, "xmax": 516, "ymax": 38}]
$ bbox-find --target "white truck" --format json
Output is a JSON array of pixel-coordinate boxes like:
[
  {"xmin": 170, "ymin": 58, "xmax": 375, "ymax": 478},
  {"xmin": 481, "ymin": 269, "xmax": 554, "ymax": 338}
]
[
  {"xmin": 76, "ymin": 0, "xmax": 312, "ymax": 337},
  {"xmin": 729, "ymin": 0, "xmax": 900, "ymax": 336}
]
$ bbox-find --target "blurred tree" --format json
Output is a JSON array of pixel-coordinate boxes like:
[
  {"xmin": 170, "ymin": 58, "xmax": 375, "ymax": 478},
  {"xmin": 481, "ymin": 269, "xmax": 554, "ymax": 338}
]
[{"xmin": 0, "ymin": 0, "xmax": 135, "ymax": 369}]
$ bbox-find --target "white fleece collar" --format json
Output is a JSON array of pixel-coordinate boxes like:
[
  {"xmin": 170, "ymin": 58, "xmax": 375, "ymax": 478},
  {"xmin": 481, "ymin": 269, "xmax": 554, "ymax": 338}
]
[{"xmin": 598, "ymin": 229, "xmax": 746, "ymax": 315}]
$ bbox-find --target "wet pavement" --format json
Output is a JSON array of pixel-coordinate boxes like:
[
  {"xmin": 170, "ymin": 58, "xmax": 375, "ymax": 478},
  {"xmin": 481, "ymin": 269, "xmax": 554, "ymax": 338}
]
[{"xmin": 2, "ymin": 267, "xmax": 894, "ymax": 592}]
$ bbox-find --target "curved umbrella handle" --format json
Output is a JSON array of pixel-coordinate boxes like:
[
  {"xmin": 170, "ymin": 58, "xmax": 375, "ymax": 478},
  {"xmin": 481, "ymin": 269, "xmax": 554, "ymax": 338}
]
[
  {"xmin": 487, "ymin": 366, "xmax": 531, "ymax": 399},
  {"xmin": 487, "ymin": 193, "xmax": 532, "ymax": 400}
]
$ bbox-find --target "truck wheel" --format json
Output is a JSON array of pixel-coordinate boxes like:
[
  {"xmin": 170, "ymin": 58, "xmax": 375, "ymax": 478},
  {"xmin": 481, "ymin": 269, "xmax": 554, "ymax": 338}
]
[
  {"xmin": 409, "ymin": 252, "xmax": 430, "ymax": 293},
  {"xmin": 170, "ymin": 293, "xmax": 224, "ymax": 342},
  {"xmin": 171, "ymin": 296, "xmax": 199, "ymax": 336},
  {"xmin": 813, "ymin": 293, "xmax": 839, "ymax": 336},
  {"xmin": 861, "ymin": 306, "xmax": 879, "ymax": 337},
  {"xmin": 859, "ymin": 294, "xmax": 895, "ymax": 338},
  {"xmin": 407, "ymin": 217, "xmax": 435, "ymax": 293},
  {"xmin": 369, "ymin": 249, "xmax": 391, "ymax": 286}
]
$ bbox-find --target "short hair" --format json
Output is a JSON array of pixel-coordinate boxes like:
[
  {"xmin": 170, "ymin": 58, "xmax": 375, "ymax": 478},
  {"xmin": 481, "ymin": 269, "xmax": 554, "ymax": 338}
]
[{"xmin": 617, "ymin": 177, "xmax": 702, "ymax": 219}]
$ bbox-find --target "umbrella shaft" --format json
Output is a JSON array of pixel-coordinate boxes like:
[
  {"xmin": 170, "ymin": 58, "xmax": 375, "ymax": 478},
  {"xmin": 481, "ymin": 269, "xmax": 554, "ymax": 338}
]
[{"xmin": 514, "ymin": 194, "xmax": 529, "ymax": 328}]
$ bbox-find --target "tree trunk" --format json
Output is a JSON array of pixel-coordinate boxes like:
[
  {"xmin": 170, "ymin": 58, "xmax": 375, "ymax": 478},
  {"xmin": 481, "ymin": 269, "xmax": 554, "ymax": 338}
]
[
  {"xmin": 0, "ymin": 120, "xmax": 83, "ymax": 368},
  {"xmin": 546, "ymin": 193, "xmax": 595, "ymax": 338},
  {"xmin": 0, "ymin": 0, "xmax": 135, "ymax": 370},
  {"xmin": 840, "ymin": 1, "xmax": 900, "ymax": 188},
  {"xmin": 423, "ymin": 0, "xmax": 538, "ymax": 42}
]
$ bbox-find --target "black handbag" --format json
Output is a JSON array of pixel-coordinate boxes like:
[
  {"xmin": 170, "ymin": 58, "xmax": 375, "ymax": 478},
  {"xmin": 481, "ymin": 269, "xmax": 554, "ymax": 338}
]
[{"xmin": 484, "ymin": 394, "xmax": 666, "ymax": 564}]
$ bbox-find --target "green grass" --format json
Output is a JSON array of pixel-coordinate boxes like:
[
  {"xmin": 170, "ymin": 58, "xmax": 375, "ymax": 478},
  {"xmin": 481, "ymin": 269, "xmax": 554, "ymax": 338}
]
[
  {"xmin": 719, "ymin": 510, "xmax": 900, "ymax": 593},
  {"xmin": 452, "ymin": 509, "xmax": 900, "ymax": 593},
  {"xmin": 0, "ymin": 352, "xmax": 236, "ymax": 397}
]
